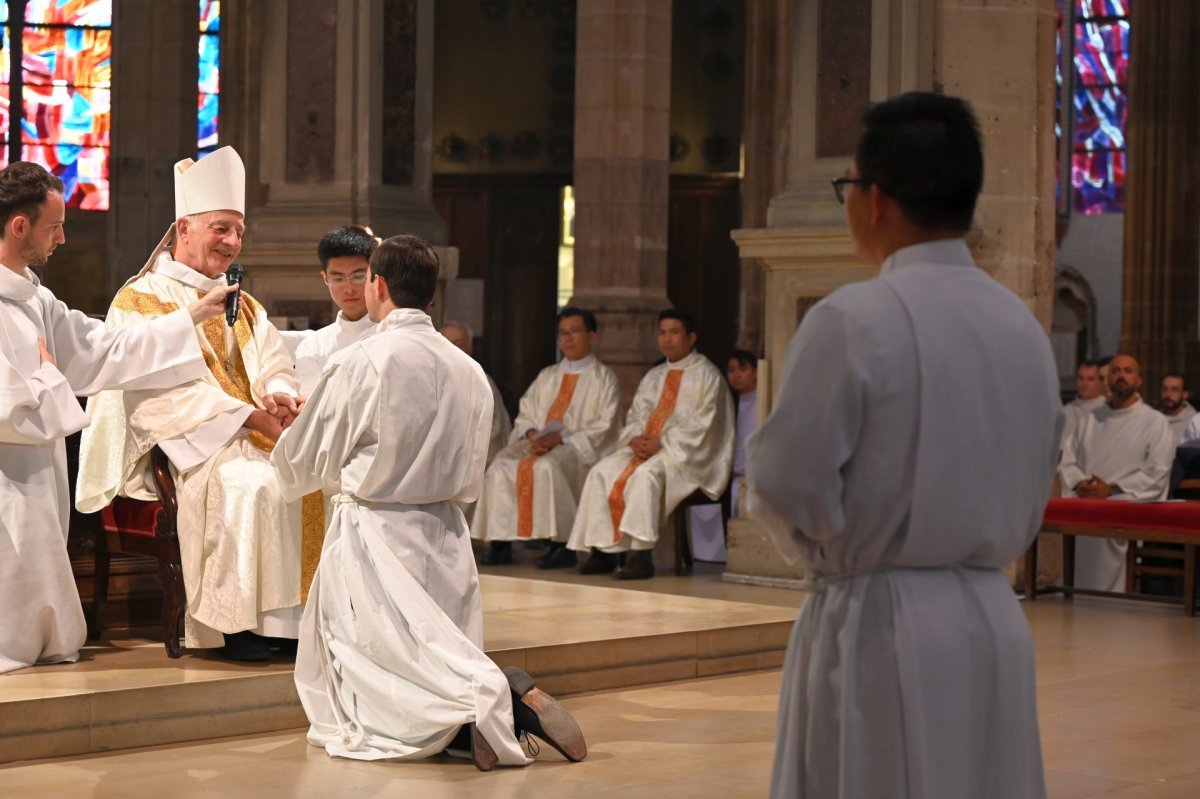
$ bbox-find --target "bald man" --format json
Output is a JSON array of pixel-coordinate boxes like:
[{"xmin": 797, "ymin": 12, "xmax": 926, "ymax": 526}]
[{"xmin": 1059, "ymin": 354, "xmax": 1175, "ymax": 591}]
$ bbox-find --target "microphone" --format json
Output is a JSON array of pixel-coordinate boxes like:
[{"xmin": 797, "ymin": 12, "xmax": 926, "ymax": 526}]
[{"xmin": 225, "ymin": 263, "xmax": 244, "ymax": 327}]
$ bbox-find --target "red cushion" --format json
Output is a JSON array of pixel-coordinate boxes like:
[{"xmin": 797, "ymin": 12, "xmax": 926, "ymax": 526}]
[
  {"xmin": 1044, "ymin": 498, "xmax": 1200, "ymax": 535},
  {"xmin": 100, "ymin": 498, "xmax": 162, "ymax": 536}
]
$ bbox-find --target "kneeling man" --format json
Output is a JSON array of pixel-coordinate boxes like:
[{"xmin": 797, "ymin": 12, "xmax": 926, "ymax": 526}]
[
  {"xmin": 567, "ymin": 309, "xmax": 734, "ymax": 579},
  {"xmin": 472, "ymin": 307, "xmax": 621, "ymax": 568},
  {"xmin": 272, "ymin": 235, "xmax": 585, "ymax": 768}
]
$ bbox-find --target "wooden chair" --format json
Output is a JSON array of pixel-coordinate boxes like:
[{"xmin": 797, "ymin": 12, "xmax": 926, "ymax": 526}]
[
  {"xmin": 672, "ymin": 487, "xmax": 732, "ymax": 576},
  {"xmin": 88, "ymin": 446, "xmax": 187, "ymax": 658}
]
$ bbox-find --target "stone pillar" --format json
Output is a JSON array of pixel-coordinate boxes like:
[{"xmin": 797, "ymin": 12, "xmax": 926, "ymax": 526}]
[
  {"xmin": 1118, "ymin": 3, "xmax": 1200, "ymax": 389},
  {"xmin": 107, "ymin": 1, "xmax": 198, "ymax": 294},
  {"xmin": 224, "ymin": 0, "xmax": 449, "ymax": 310},
  {"xmin": 571, "ymin": 0, "xmax": 673, "ymax": 401}
]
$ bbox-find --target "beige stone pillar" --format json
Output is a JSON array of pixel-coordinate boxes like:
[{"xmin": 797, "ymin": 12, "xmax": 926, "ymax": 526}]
[
  {"xmin": 223, "ymin": 0, "xmax": 449, "ymax": 309},
  {"xmin": 1119, "ymin": 2, "xmax": 1200, "ymax": 390},
  {"xmin": 570, "ymin": 0, "xmax": 673, "ymax": 401},
  {"xmin": 107, "ymin": 1, "xmax": 198, "ymax": 295}
]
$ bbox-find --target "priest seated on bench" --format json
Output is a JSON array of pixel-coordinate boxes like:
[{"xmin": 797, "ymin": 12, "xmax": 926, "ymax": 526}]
[
  {"xmin": 472, "ymin": 307, "xmax": 622, "ymax": 568},
  {"xmin": 1059, "ymin": 353, "xmax": 1175, "ymax": 591},
  {"xmin": 76, "ymin": 147, "xmax": 307, "ymax": 662},
  {"xmin": 567, "ymin": 309, "xmax": 734, "ymax": 580}
]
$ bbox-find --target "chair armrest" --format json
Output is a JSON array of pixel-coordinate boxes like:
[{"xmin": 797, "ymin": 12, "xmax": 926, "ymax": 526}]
[{"xmin": 149, "ymin": 446, "xmax": 179, "ymax": 535}]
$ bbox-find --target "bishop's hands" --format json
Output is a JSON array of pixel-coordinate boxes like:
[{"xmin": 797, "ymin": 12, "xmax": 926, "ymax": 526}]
[
  {"xmin": 526, "ymin": 428, "xmax": 564, "ymax": 455},
  {"xmin": 245, "ymin": 392, "xmax": 306, "ymax": 443},
  {"xmin": 629, "ymin": 434, "xmax": 662, "ymax": 460},
  {"xmin": 188, "ymin": 284, "xmax": 240, "ymax": 326}
]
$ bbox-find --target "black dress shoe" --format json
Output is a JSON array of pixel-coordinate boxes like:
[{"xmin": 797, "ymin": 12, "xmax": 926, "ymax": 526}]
[
  {"xmin": 536, "ymin": 543, "xmax": 578, "ymax": 570},
  {"xmin": 217, "ymin": 630, "xmax": 273, "ymax": 662},
  {"xmin": 614, "ymin": 551, "xmax": 655, "ymax": 580},
  {"xmin": 503, "ymin": 667, "xmax": 587, "ymax": 762},
  {"xmin": 267, "ymin": 637, "xmax": 299, "ymax": 657},
  {"xmin": 578, "ymin": 549, "xmax": 618, "ymax": 575},
  {"xmin": 480, "ymin": 541, "xmax": 513, "ymax": 566}
]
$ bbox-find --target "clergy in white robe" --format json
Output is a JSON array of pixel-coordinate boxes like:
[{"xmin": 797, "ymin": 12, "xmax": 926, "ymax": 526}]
[
  {"xmin": 472, "ymin": 307, "xmax": 621, "ymax": 567},
  {"xmin": 0, "ymin": 160, "xmax": 234, "ymax": 673},
  {"xmin": 272, "ymin": 235, "xmax": 584, "ymax": 767},
  {"xmin": 1059, "ymin": 355, "xmax": 1174, "ymax": 591},
  {"xmin": 76, "ymin": 147, "xmax": 308, "ymax": 659},
  {"xmin": 748, "ymin": 94, "xmax": 1061, "ymax": 799},
  {"xmin": 1159, "ymin": 373, "xmax": 1196, "ymax": 445},
  {"xmin": 442, "ymin": 320, "xmax": 512, "ymax": 466},
  {"xmin": 567, "ymin": 310, "xmax": 734, "ymax": 580},
  {"xmin": 1062, "ymin": 360, "xmax": 1105, "ymax": 449},
  {"xmin": 289, "ymin": 226, "xmax": 380, "ymax": 395}
]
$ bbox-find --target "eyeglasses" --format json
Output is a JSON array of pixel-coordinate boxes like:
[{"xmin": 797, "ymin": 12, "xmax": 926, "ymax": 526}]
[
  {"xmin": 327, "ymin": 271, "xmax": 369, "ymax": 286},
  {"xmin": 831, "ymin": 177, "xmax": 872, "ymax": 205},
  {"xmin": 558, "ymin": 326, "xmax": 588, "ymax": 338}
]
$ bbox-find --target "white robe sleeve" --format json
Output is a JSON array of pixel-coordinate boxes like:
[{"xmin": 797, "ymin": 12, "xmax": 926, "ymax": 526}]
[
  {"xmin": 509, "ymin": 372, "xmax": 544, "ymax": 443},
  {"xmin": 1058, "ymin": 423, "xmax": 1088, "ymax": 494},
  {"xmin": 746, "ymin": 301, "xmax": 869, "ymax": 558},
  {"xmin": 157, "ymin": 406, "xmax": 255, "ymax": 473},
  {"xmin": 0, "ymin": 360, "xmax": 89, "ymax": 444},
  {"xmin": 1118, "ymin": 419, "xmax": 1175, "ymax": 500}
]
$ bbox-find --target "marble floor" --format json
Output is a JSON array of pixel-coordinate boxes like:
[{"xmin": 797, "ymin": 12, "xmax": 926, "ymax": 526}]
[{"xmin": 4, "ymin": 578, "xmax": 1200, "ymax": 797}]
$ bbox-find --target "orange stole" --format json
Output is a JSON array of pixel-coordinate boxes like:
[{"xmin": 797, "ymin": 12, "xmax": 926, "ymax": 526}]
[
  {"xmin": 515, "ymin": 372, "xmax": 580, "ymax": 537},
  {"xmin": 607, "ymin": 369, "xmax": 684, "ymax": 542},
  {"xmin": 200, "ymin": 297, "xmax": 325, "ymax": 602}
]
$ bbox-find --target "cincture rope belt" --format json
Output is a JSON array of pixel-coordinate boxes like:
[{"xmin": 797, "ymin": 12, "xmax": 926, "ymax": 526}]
[{"xmin": 797, "ymin": 563, "xmax": 993, "ymax": 592}]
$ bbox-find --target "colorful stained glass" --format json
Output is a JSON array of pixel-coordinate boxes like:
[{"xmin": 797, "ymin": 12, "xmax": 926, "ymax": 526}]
[
  {"xmin": 22, "ymin": 141, "xmax": 107, "ymax": 209},
  {"xmin": 24, "ymin": 0, "xmax": 110, "ymax": 26},
  {"xmin": 1073, "ymin": 84, "xmax": 1125, "ymax": 151},
  {"xmin": 198, "ymin": 0, "xmax": 219, "ymax": 154},
  {"xmin": 0, "ymin": 2, "xmax": 7, "ymax": 24},
  {"xmin": 1074, "ymin": 19, "xmax": 1128, "ymax": 87},
  {"xmin": 21, "ymin": 26, "xmax": 111, "ymax": 87},
  {"xmin": 1073, "ymin": 150, "xmax": 1124, "ymax": 215},
  {"xmin": 1077, "ymin": 0, "xmax": 1127, "ymax": 19}
]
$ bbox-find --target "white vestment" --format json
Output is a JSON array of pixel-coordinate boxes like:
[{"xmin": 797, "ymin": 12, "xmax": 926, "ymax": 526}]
[
  {"xmin": 271, "ymin": 308, "xmax": 530, "ymax": 765},
  {"xmin": 1059, "ymin": 397, "xmax": 1174, "ymax": 591},
  {"xmin": 472, "ymin": 354, "xmax": 620, "ymax": 543},
  {"xmin": 1061, "ymin": 395, "xmax": 1105, "ymax": 450},
  {"xmin": 0, "ymin": 264, "xmax": 208, "ymax": 673},
  {"xmin": 485, "ymin": 374, "xmax": 512, "ymax": 466},
  {"xmin": 689, "ymin": 388, "xmax": 757, "ymax": 562},
  {"xmin": 291, "ymin": 312, "xmax": 376, "ymax": 396},
  {"xmin": 1164, "ymin": 403, "xmax": 1197, "ymax": 446},
  {"xmin": 568, "ymin": 350, "xmax": 734, "ymax": 553},
  {"xmin": 747, "ymin": 240, "xmax": 1062, "ymax": 799},
  {"xmin": 77, "ymin": 253, "xmax": 305, "ymax": 648}
]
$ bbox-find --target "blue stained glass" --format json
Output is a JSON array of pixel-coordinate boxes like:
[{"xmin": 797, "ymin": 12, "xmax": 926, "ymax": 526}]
[
  {"xmin": 1073, "ymin": 84, "xmax": 1125, "ymax": 151},
  {"xmin": 198, "ymin": 1, "xmax": 219, "ymax": 153},
  {"xmin": 0, "ymin": 2, "xmax": 8, "ymax": 24},
  {"xmin": 1074, "ymin": 19, "xmax": 1128, "ymax": 87},
  {"xmin": 1073, "ymin": 150, "xmax": 1124, "ymax": 215},
  {"xmin": 200, "ymin": 0, "xmax": 219, "ymax": 33},
  {"xmin": 1076, "ymin": 0, "xmax": 1127, "ymax": 20}
]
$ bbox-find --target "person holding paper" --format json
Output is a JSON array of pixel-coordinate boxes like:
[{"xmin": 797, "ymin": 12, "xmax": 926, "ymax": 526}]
[{"xmin": 472, "ymin": 307, "xmax": 621, "ymax": 568}]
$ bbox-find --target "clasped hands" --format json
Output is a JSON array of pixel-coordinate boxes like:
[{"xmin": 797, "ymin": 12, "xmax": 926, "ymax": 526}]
[
  {"xmin": 246, "ymin": 392, "xmax": 307, "ymax": 443},
  {"xmin": 1074, "ymin": 475, "xmax": 1115, "ymax": 499},
  {"xmin": 629, "ymin": 434, "xmax": 662, "ymax": 460},
  {"xmin": 526, "ymin": 428, "xmax": 563, "ymax": 455}
]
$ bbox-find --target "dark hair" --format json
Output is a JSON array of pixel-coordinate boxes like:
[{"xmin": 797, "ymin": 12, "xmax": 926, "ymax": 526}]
[
  {"xmin": 856, "ymin": 92, "xmax": 983, "ymax": 233},
  {"xmin": 728, "ymin": 349, "xmax": 757, "ymax": 368},
  {"xmin": 559, "ymin": 306, "xmax": 598, "ymax": 333},
  {"xmin": 1076, "ymin": 360, "xmax": 1100, "ymax": 372},
  {"xmin": 1097, "ymin": 355, "xmax": 1114, "ymax": 368},
  {"xmin": 0, "ymin": 162, "xmax": 65, "ymax": 237},
  {"xmin": 658, "ymin": 308, "xmax": 696, "ymax": 335},
  {"xmin": 369, "ymin": 235, "xmax": 439, "ymax": 309},
  {"xmin": 317, "ymin": 226, "xmax": 379, "ymax": 270},
  {"xmin": 1164, "ymin": 373, "xmax": 1188, "ymax": 391}
]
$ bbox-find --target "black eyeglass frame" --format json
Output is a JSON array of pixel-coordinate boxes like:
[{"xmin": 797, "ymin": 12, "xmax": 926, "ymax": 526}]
[{"xmin": 831, "ymin": 177, "xmax": 872, "ymax": 205}]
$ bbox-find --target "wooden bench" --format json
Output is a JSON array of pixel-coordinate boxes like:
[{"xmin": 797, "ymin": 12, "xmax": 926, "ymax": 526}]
[{"xmin": 1023, "ymin": 497, "xmax": 1200, "ymax": 616}]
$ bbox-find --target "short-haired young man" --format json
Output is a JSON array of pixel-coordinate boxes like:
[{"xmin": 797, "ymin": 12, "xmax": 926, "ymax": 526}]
[{"xmin": 272, "ymin": 235, "xmax": 585, "ymax": 769}]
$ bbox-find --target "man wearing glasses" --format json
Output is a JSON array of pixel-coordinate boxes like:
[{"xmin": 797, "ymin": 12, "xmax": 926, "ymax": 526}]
[
  {"xmin": 291, "ymin": 226, "xmax": 381, "ymax": 395},
  {"xmin": 747, "ymin": 93, "xmax": 1061, "ymax": 797}
]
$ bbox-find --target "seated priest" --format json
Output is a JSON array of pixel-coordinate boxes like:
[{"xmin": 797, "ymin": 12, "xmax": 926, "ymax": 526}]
[
  {"xmin": 1059, "ymin": 353, "xmax": 1175, "ymax": 591},
  {"xmin": 443, "ymin": 320, "xmax": 512, "ymax": 466},
  {"xmin": 567, "ymin": 309, "xmax": 734, "ymax": 580},
  {"xmin": 76, "ymin": 147, "xmax": 307, "ymax": 662},
  {"xmin": 1159, "ymin": 372, "xmax": 1196, "ymax": 445},
  {"xmin": 472, "ymin": 307, "xmax": 621, "ymax": 568},
  {"xmin": 287, "ymin": 225, "xmax": 381, "ymax": 395}
]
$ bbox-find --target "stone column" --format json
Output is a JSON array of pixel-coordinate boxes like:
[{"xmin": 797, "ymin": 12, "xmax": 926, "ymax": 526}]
[
  {"xmin": 107, "ymin": 1, "xmax": 198, "ymax": 295},
  {"xmin": 1118, "ymin": 3, "xmax": 1200, "ymax": 388},
  {"xmin": 223, "ymin": 0, "xmax": 449, "ymax": 310},
  {"xmin": 570, "ymin": 0, "xmax": 673, "ymax": 401}
]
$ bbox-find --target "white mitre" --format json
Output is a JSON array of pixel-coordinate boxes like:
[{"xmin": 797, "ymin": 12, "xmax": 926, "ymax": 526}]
[{"xmin": 174, "ymin": 145, "xmax": 245, "ymax": 219}]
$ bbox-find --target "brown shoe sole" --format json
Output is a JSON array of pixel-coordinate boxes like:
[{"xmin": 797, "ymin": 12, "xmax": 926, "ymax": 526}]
[{"xmin": 472, "ymin": 724, "xmax": 498, "ymax": 771}]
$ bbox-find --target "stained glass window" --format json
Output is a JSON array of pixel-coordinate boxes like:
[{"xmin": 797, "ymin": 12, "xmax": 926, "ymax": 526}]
[
  {"xmin": 1, "ymin": 0, "xmax": 112, "ymax": 209},
  {"xmin": 198, "ymin": 0, "xmax": 219, "ymax": 156},
  {"xmin": 1057, "ymin": 0, "xmax": 1129, "ymax": 216}
]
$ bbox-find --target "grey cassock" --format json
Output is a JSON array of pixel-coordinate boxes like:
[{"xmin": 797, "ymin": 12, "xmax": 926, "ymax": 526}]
[{"xmin": 747, "ymin": 239, "xmax": 1063, "ymax": 799}]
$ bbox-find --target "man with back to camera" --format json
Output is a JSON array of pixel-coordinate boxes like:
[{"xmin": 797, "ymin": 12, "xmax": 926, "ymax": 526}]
[{"xmin": 747, "ymin": 92, "xmax": 1062, "ymax": 798}]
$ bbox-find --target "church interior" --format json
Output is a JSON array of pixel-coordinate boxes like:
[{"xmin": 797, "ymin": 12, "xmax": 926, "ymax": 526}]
[{"xmin": 3, "ymin": 0, "xmax": 1200, "ymax": 797}]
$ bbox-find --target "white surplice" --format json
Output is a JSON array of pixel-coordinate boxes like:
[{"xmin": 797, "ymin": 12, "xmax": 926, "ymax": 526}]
[
  {"xmin": 291, "ymin": 312, "xmax": 377, "ymax": 396},
  {"xmin": 271, "ymin": 308, "xmax": 531, "ymax": 766},
  {"xmin": 747, "ymin": 239, "xmax": 1062, "ymax": 799},
  {"xmin": 1061, "ymin": 395, "xmax": 1105, "ymax": 450},
  {"xmin": 76, "ymin": 253, "xmax": 304, "ymax": 648},
  {"xmin": 472, "ymin": 354, "xmax": 621, "ymax": 543},
  {"xmin": 1164, "ymin": 403, "xmax": 1197, "ymax": 446},
  {"xmin": 568, "ymin": 350, "xmax": 734, "ymax": 553},
  {"xmin": 485, "ymin": 374, "xmax": 512, "ymax": 466},
  {"xmin": 688, "ymin": 388, "xmax": 757, "ymax": 562},
  {"xmin": 0, "ymin": 264, "xmax": 208, "ymax": 673},
  {"xmin": 1059, "ymin": 396, "xmax": 1174, "ymax": 591}
]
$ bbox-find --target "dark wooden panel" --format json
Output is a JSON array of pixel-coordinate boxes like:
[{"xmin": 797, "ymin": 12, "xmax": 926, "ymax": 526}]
[
  {"xmin": 668, "ymin": 175, "xmax": 742, "ymax": 367},
  {"xmin": 816, "ymin": 0, "xmax": 872, "ymax": 159}
]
